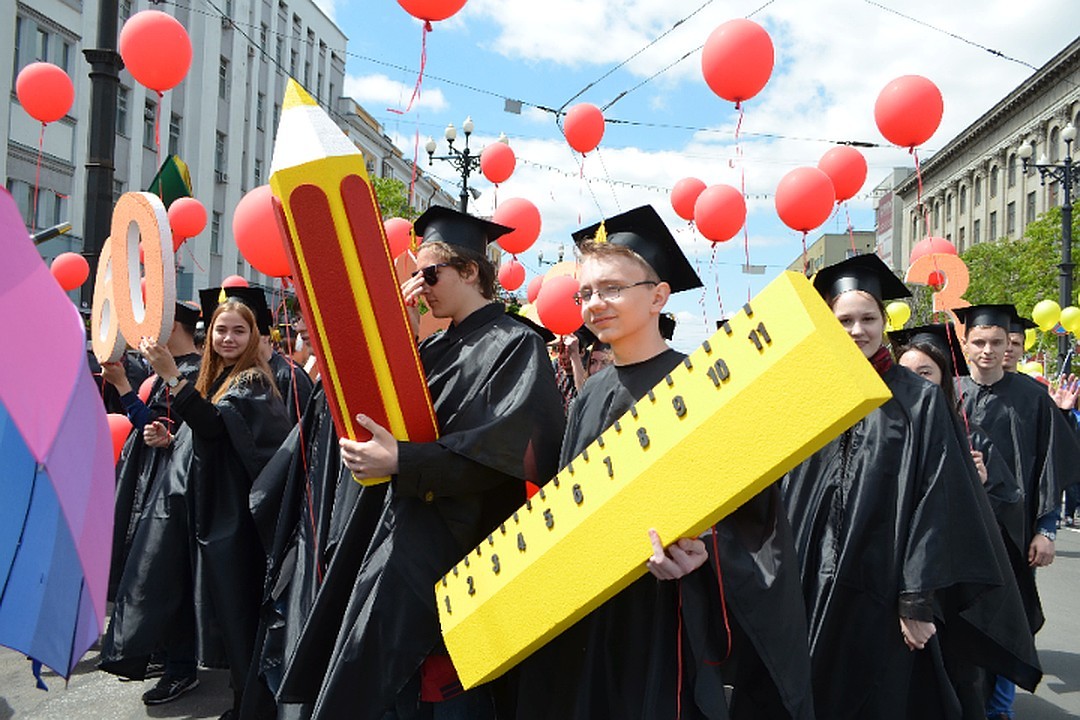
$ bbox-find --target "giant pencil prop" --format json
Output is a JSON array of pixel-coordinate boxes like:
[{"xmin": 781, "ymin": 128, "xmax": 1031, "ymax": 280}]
[
  {"xmin": 269, "ymin": 81, "xmax": 438, "ymax": 484},
  {"xmin": 438, "ymin": 271, "xmax": 893, "ymax": 687}
]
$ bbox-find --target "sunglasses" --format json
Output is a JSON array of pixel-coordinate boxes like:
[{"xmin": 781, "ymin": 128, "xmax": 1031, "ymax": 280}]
[{"xmin": 412, "ymin": 263, "xmax": 451, "ymax": 286}]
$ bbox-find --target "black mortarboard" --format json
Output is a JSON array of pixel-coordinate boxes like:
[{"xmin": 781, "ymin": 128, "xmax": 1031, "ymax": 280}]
[
  {"xmin": 199, "ymin": 286, "xmax": 273, "ymax": 335},
  {"xmin": 174, "ymin": 301, "xmax": 201, "ymax": 330},
  {"xmin": 414, "ymin": 205, "xmax": 513, "ymax": 255},
  {"xmin": 509, "ymin": 311, "xmax": 556, "ymax": 344},
  {"xmin": 571, "ymin": 205, "xmax": 703, "ymax": 294},
  {"xmin": 952, "ymin": 304, "xmax": 1013, "ymax": 332},
  {"xmin": 659, "ymin": 313, "xmax": 676, "ymax": 341},
  {"xmin": 812, "ymin": 253, "xmax": 911, "ymax": 304},
  {"xmin": 1007, "ymin": 307, "xmax": 1037, "ymax": 334},
  {"xmin": 888, "ymin": 323, "xmax": 968, "ymax": 376},
  {"xmin": 574, "ymin": 325, "xmax": 598, "ymax": 350}
]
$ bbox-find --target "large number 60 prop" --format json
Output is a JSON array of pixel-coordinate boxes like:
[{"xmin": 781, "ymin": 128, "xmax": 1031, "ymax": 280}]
[
  {"xmin": 904, "ymin": 253, "xmax": 970, "ymax": 326},
  {"xmin": 92, "ymin": 192, "xmax": 177, "ymax": 362}
]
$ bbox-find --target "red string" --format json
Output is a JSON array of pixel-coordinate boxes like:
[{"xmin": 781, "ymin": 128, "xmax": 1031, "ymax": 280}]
[
  {"xmin": 704, "ymin": 526, "xmax": 733, "ymax": 665},
  {"xmin": 388, "ymin": 21, "xmax": 430, "ymax": 115},
  {"xmin": 154, "ymin": 91, "xmax": 163, "ymax": 167},
  {"xmin": 694, "ymin": 233, "xmax": 709, "ymax": 332},
  {"xmin": 734, "ymin": 104, "xmax": 750, "ymax": 272},
  {"xmin": 408, "ymin": 126, "xmax": 419, "ymax": 207},
  {"xmin": 277, "ymin": 285, "xmax": 320, "ymax": 582},
  {"xmin": 31, "ymin": 123, "xmax": 44, "ymax": 232},
  {"xmin": 844, "ymin": 203, "xmax": 856, "ymax": 255},
  {"xmin": 801, "ymin": 232, "xmax": 809, "ymax": 275},
  {"xmin": 675, "ymin": 579, "xmax": 684, "ymax": 720}
]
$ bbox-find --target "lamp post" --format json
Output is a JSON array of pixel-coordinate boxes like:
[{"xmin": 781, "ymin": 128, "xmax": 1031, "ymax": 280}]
[
  {"xmin": 425, "ymin": 116, "xmax": 481, "ymax": 214},
  {"xmin": 1019, "ymin": 123, "xmax": 1078, "ymax": 373}
]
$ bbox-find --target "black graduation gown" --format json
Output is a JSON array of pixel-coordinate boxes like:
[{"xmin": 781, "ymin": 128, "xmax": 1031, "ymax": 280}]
[
  {"xmin": 244, "ymin": 383, "xmax": 386, "ymax": 720},
  {"xmin": 306, "ymin": 303, "xmax": 566, "ymax": 720},
  {"xmin": 109, "ymin": 352, "xmax": 202, "ymax": 602},
  {"xmin": 957, "ymin": 371, "xmax": 1080, "ymax": 632},
  {"xmin": 782, "ymin": 365, "xmax": 1020, "ymax": 720},
  {"xmin": 508, "ymin": 349, "xmax": 814, "ymax": 720},
  {"xmin": 269, "ymin": 350, "xmax": 315, "ymax": 426},
  {"xmin": 89, "ymin": 350, "xmax": 150, "ymax": 415}
]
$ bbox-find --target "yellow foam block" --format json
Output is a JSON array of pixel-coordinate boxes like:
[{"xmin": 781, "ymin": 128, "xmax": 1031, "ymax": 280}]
[{"xmin": 438, "ymin": 270, "xmax": 892, "ymax": 688}]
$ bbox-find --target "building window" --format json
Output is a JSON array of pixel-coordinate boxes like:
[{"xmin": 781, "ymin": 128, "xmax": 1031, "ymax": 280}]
[
  {"xmin": 974, "ymin": 219, "xmax": 981, "ymax": 244},
  {"xmin": 120, "ymin": 0, "xmax": 132, "ymax": 20},
  {"xmin": 168, "ymin": 113, "xmax": 181, "ymax": 156},
  {"xmin": 304, "ymin": 61, "xmax": 311, "ymax": 86},
  {"xmin": 1049, "ymin": 127, "xmax": 1061, "ymax": 163},
  {"xmin": 276, "ymin": 37, "xmax": 284, "ymax": 66},
  {"xmin": 290, "ymin": 49, "xmax": 298, "ymax": 76},
  {"xmin": 211, "ymin": 211, "xmax": 222, "ymax": 254},
  {"xmin": 1006, "ymin": 202, "xmax": 1016, "ymax": 236},
  {"xmin": 260, "ymin": 23, "xmax": 268, "ymax": 46},
  {"xmin": 989, "ymin": 166, "xmax": 998, "ymax": 199},
  {"xmin": 256, "ymin": 92, "xmax": 265, "ymax": 130},
  {"xmin": 974, "ymin": 176, "xmax": 982, "ymax": 207},
  {"xmin": 273, "ymin": 103, "xmax": 280, "ymax": 132},
  {"xmin": 219, "ymin": 57, "xmax": 229, "ymax": 99},
  {"xmin": 945, "ymin": 194, "xmax": 952, "ymax": 223},
  {"xmin": 253, "ymin": 157, "xmax": 263, "ymax": 186},
  {"xmin": 116, "ymin": 85, "xmax": 130, "ymax": 135},
  {"xmin": 1027, "ymin": 191, "xmax": 1037, "ymax": 224},
  {"xmin": 316, "ymin": 71, "xmax": 323, "ymax": 101},
  {"xmin": 113, "ymin": 179, "xmax": 124, "ymax": 205},
  {"xmin": 1049, "ymin": 181, "xmax": 1059, "ymax": 207},
  {"xmin": 1007, "ymin": 154, "xmax": 1017, "ymax": 188},
  {"xmin": 61, "ymin": 40, "xmax": 72, "ymax": 73},
  {"xmin": 958, "ymin": 226, "xmax": 966, "ymax": 252},
  {"xmin": 13, "ymin": 17, "xmax": 22, "ymax": 87},
  {"xmin": 932, "ymin": 202, "xmax": 939, "ymax": 229},
  {"xmin": 215, "ymin": 132, "xmax": 227, "ymax": 173},
  {"xmin": 958, "ymin": 185, "xmax": 966, "ymax": 215},
  {"xmin": 1026, "ymin": 141, "xmax": 1038, "ymax": 175},
  {"xmin": 328, "ymin": 82, "xmax": 335, "ymax": 108},
  {"xmin": 989, "ymin": 211, "xmax": 997, "ymax": 242},
  {"xmin": 36, "ymin": 28, "xmax": 49, "ymax": 62},
  {"xmin": 144, "ymin": 98, "xmax": 157, "ymax": 150}
]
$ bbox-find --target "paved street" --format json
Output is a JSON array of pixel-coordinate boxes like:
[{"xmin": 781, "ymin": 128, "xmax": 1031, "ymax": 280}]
[{"xmin": 3, "ymin": 528, "xmax": 1080, "ymax": 718}]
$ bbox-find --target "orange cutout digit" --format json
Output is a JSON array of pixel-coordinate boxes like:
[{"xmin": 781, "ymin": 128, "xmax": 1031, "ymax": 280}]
[{"xmin": 905, "ymin": 253, "xmax": 970, "ymax": 326}]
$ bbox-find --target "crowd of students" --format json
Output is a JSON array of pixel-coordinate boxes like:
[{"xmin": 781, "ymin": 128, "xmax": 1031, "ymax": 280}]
[{"xmin": 95, "ymin": 203, "xmax": 1079, "ymax": 720}]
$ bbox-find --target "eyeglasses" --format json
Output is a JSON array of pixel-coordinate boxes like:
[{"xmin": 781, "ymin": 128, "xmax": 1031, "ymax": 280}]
[
  {"xmin": 572, "ymin": 281, "xmax": 658, "ymax": 306},
  {"xmin": 412, "ymin": 263, "xmax": 451, "ymax": 286}
]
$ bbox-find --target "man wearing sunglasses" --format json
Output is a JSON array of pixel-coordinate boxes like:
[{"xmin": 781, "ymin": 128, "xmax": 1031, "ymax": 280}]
[
  {"xmin": 313, "ymin": 205, "xmax": 565, "ymax": 720},
  {"xmin": 506, "ymin": 205, "xmax": 813, "ymax": 720}
]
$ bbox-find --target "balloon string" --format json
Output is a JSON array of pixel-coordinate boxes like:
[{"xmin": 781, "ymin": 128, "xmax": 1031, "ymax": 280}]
[
  {"xmin": 388, "ymin": 21, "xmax": 430, "ymax": 115},
  {"xmin": 734, "ymin": 103, "xmax": 750, "ymax": 271},
  {"xmin": 183, "ymin": 241, "xmax": 206, "ymax": 273},
  {"xmin": 675, "ymin": 579, "xmax": 684, "ymax": 720},
  {"xmin": 155, "ymin": 91, "xmax": 163, "ymax": 168},
  {"xmin": 844, "ymin": 203, "xmax": 856, "ymax": 255},
  {"xmin": 911, "ymin": 147, "xmax": 929, "ymax": 240},
  {"xmin": 595, "ymin": 147, "xmax": 621, "ymax": 213},
  {"xmin": 408, "ymin": 125, "xmax": 419, "ymax": 208},
  {"xmin": 703, "ymin": 526, "xmax": 733, "ymax": 666},
  {"xmin": 801, "ymin": 231, "xmax": 809, "ymax": 275},
  {"xmin": 31, "ymin": 123, "xmax": 44, "ymax": 232},
  {"xmin": 276, "ymin": 286, "xmax": 321, "ymax": 582},
  {"xmin": 694, "ymin": 232, "xmax": 708, "ymax": 333}
]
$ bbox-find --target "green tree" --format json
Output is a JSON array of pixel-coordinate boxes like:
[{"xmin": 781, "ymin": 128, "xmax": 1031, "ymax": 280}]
[
  {"xmin": 372, "ymin": 176, "xmax": 418, "ymax": 221},
  {"xmin": 961, "ymin": 204, "xmax": 1080, "ymax": 319}
]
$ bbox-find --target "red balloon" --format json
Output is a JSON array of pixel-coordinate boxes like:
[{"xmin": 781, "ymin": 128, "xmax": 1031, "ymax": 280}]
[
  {"xmin": 526, "ymin": 275, "xmax": 544, "ymax": 304},
  {"xmin": 536, "ymin": 274, "xmax": 582, "ymax": 336},
  {"xmin": 927, "ymin": 270, "xmax": 946, "ymax": 289},
  {"xmin": 384, "ymin": 217, "xmax": 414, "ymax": 259},
  {"xmin": 140, "ymin": 277, "xmax": 147, "ymax": 304},
  {"xmin": 50, "ymin": 252, "xmax": 90, "ymax": 291},
  {"xmin": 563, "ymin": 104, "xmax": 605, "ymax": 155},
  {"xmin": 106, "ymin": 413, "xmax": 133, "ymax": 464},
  {"xmin": 15, "ymin": 63, "xmax": 74, "ymax": 124},
  {"xmin": 671, "ymin": 177, "xmax": 707, "ymax": 222},
  {"xmin": 119, "ymin": 11, "xmax": 193, "ymax": 92},
  {"xmin": 694, "ymin": 185, "xmax": 746, "ymax": 243},
  {"xmin": 498, "ymin": 259, "xmax": 526, "ymax": 291},
  {"xmin": 775, "ymin": 167, "xmax": 836, "ymax": 233},
  {"xmin": 234, "ymin": 185, "xmax": 292, "ymax": 277},
  {"xmin": 397, "ymin": 0, "xmax": 467, "ymax": 21},
  {"xmin": 168, "ymin": 197, "xmax": 207, "ymax": 238},
  {"xmin": 701, "ymin": 19, "xmax": 774, "ymax": 104},
  {"xmin": 138, "ymin": 375, "xmax": 156, "ymax": 403},
  {"xmin": 222, "ymin": 274, "xmax": 249, "ymax": 288},
  {"xmin": 480, "ymin": 142, "xmax": 516, "ymax": 184},
  {"xmin": 817, "ymin": 146, "xmax": 867, "ymax": 203},
  {"xmin": 492, "ymin": 198, "xmax": 542, "ymax": 254},
  {"xmin": 909, "ymin": 236, "xmax": 958, "ymax": 264},
  {"xmin": 874, "ymin": 75, "xmax": 944, "ymax": 149}
]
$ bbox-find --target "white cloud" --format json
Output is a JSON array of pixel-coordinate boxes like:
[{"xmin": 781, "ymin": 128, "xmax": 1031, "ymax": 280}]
[
  {"xmin": 344, "ymin": 74, "xmax": 449, "ymax": 113},
  {"xmin": 311, "ymin": 0, "xmax": 336, "ymax": 20}
]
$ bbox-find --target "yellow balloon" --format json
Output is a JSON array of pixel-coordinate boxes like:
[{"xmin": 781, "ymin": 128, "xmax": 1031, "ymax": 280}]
[
  {"xmin": 1029, "ymin": 361, "xmax": 1044, "ymax": 376},
  {"xmin": 1031, "ymin": 299, "xmax": 1061, "ymax": 332},
  {"xmin": 885, "ymin": 301, "xmax": 911, "ymax": 329},
  {"xmin": 1061, "ymin": 305, "xmax": 1080, "ymax": 334},
  {"xmin": 1024, "ymin": 328, "xmax": 1037, "ymax": 350}
]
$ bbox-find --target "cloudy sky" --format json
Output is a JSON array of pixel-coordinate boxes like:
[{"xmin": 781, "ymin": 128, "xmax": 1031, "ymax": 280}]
[{"xmin": 328, "ymin": 0, "xmax": 1076, "ymax": 350}]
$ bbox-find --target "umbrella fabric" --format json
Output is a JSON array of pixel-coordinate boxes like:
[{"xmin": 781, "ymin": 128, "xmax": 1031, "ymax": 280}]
[{"xmin": 0, "ymin": 188, "xmax": 114, "ymax": 679}]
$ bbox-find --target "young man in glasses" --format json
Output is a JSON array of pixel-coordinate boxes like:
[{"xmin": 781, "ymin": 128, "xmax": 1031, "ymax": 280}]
[
  {"xmin": 507, "ymin": 205, "xmax": 813, "ymax": 720},
  {"xmin": 310, "ymin": 205, "xmax": 565, "ymax": 720}
]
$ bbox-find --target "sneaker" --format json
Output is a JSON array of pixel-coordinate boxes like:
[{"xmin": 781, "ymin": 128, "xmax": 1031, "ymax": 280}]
[
  {"xmin": 141, "ymin": 674, "xmax": 199, "ymax": 705},
  {"xmin": 144, "ymin": 661, "xmax": 166, "ymax": 679}
]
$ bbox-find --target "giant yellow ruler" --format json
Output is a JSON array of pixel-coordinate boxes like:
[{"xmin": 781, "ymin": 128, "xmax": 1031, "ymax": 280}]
[{"xmin": 438, "ymin": 270, "xmax": 892, "ymax": 688}]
